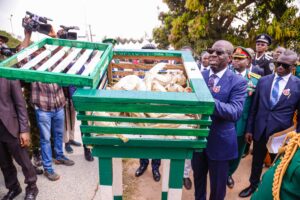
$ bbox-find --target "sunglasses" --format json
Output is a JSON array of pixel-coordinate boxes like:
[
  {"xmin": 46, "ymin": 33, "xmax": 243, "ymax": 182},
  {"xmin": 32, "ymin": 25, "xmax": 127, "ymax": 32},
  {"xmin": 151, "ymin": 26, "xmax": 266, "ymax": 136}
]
[
  {"xmin": 275, "ymin": 62, "xmax": 290, "ymax": 69},
  {"xmin": 207, "ymin": 48, "xmax": 225, "ymax": 56}
]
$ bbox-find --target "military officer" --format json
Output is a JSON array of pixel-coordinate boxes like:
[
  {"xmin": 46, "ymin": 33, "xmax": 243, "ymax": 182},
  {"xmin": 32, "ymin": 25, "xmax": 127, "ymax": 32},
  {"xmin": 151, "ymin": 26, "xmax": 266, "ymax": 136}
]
[
  {"xmin": 227, "ymin": 47, "xmax": 261, "ymax": 188},
  {"xmin": 251, "ymin": 132, "xmax": 300, "ymax": 200},
  {"xmin": 252, "ymin": 33, "xmax": 274, "ymax": 75}
]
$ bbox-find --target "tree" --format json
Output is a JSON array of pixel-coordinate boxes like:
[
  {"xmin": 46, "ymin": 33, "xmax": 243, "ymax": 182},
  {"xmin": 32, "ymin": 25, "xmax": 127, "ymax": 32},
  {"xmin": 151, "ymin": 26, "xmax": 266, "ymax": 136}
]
[{"xmin": 153, "ymin": 0, "xmax": 300, "ymax": 54}]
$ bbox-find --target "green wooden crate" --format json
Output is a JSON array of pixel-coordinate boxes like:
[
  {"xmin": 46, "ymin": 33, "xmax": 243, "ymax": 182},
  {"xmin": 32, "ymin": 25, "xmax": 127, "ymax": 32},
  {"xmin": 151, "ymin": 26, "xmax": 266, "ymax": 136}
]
[
  {"xmin": 72, "ymin": 49, "xmax": 215, "ymax": 200},
  {"xmin": 0, "ymin": 38, "xmax": 113, "ymax": 88}
]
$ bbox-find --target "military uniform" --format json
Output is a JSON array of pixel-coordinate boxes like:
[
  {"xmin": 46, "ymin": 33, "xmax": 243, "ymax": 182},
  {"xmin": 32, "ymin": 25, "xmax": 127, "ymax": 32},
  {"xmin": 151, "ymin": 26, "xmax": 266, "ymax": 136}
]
[
  {"xmin": 229, "ymin": 70, "xmax": 260, "ymax": 175},
  {"xmin": 251, "ymin": 138, "xmax": 300, "ymax": 200},
  {"xmin": 252, "ymin": 53, "xmax": 274, "ymax": 75},
  {"xmin": 229, "ymin": 46, "xmax": 261, "ymax": 177},
  {"xmin": 252, "ymin": 34, "xmax": 274, "ymax": 76}
]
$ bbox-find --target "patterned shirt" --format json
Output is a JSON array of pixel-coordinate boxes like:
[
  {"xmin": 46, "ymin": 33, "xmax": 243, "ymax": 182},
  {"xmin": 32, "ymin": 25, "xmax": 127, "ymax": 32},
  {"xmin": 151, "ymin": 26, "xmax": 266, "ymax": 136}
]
[{"xmin": 31, "ymin": 82, "xmax": 65, "ymax": 111}]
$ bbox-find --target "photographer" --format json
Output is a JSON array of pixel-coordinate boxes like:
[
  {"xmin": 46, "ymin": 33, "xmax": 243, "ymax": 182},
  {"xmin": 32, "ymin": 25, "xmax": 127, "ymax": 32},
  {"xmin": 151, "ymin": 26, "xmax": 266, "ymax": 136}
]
[{"xmin": 21, "ymin": 18, "xmax": 76, "ymax": 181}]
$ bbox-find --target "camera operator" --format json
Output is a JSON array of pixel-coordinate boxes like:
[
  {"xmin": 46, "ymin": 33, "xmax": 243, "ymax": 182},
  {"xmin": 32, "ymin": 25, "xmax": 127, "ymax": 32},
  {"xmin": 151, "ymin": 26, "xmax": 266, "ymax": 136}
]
[
  {"xmin": 0, "ymin": 31, "xmax": 39, "ymax": 200},
  {"xmin": 21, "ymin": 18, "xmax": 76, "ymax": 181}
]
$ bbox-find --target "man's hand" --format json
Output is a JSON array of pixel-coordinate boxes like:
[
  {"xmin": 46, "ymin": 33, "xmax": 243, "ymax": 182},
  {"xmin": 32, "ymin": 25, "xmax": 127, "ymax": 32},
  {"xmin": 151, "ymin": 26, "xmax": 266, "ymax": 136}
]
[
  {"xmin": 48, "ymin": 26, "xmax": 57, "ymax": 38},
  {"xmin": 245, "ymin": 132, "xmax": 253, "ymax": 144},
  {"xmin": 20, "ymin": 132, "xmax": 30, "ymax": 147}
]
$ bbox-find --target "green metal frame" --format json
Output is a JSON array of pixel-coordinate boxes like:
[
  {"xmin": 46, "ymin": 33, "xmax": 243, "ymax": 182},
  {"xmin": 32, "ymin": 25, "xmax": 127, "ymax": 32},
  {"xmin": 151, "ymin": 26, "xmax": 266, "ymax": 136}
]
[
  {"xmin": 0, "ymin": 38, "xmax": 113, "ymax": 88},
  {"xmin": 72, "ymin": 49, "xmax": 214, "ymax": 200}
]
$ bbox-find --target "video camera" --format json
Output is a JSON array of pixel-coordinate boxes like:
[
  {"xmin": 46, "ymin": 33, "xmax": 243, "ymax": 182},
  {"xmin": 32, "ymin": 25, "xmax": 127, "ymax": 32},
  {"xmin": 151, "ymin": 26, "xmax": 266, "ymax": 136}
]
[
  {"xmin": 22, "ymin": 11, "xmax": 53, "ymax": 35},
  {"xmin": 58, "ymin": 25, "xmax": 79, "ymax": 40},
  {"xmin": 0, "ymin": 44, "xmax": 17, "ymax": 57}
]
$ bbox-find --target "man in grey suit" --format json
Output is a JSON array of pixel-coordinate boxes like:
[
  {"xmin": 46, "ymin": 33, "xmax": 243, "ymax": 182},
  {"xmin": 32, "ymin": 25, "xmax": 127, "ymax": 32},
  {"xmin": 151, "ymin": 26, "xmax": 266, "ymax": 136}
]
[{"xmin": 0, "ymin": 35, "xmax": 38, "ymax": 200}]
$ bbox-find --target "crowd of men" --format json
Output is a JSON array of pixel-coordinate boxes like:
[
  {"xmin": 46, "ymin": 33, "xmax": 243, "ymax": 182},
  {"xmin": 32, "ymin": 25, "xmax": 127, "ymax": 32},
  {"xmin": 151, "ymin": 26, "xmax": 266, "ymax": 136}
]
[
  {"xmin": 1, "ymin": 17, "xmax": 300, "ymax": 200},
  {"xmin": 190, "ymin": 35, "xmax": 300, "ymax": 200}
]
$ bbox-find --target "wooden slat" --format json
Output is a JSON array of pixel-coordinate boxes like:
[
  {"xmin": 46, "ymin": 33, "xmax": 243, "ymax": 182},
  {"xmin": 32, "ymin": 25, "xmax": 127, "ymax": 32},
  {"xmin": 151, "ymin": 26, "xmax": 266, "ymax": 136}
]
[
  {"xmin": 37, "ymin": 46, "xmax": 70, "ymax": 71},
  {"xmin": 73, "ymin": 89, "xmax": 213, "ymax": 106},
  {"xmin": 82, "ymin": 136, "xmax": 206, "ymax": 148},
  {"xmin": 52, "ymin": 48, "xmax": 82, "ymax": 73},
  {"xmin": 113, "ymin": 55, "xmax": 182, "ymax": 62},
  {"xmin": 67, "ymin": 49, "xmax": 93, "ymax": 74},
  {"xmin": 77, "ymin": 114, "xmax": 211, "ymax": 125},
  {"xmin": 74, "ymin": 102, "xmax": 214, "ymax": 114},
  {"xmin": 81, "ymin": 50, "xmax": 103, "ymax": 76},
  {"xmin": 21, "ymin": 45, "xmax": 59, "ymax": 70},
  {"xmin": 111, "ymin": 63, "xmax": 184, "ymax": 71},
  {"xmin": 112, "ymin": 71, "xmax": 145, "ymax": 76},
  {"xmin": 80, "ymin": 125, "xmax": 209, "ymax": 137}
]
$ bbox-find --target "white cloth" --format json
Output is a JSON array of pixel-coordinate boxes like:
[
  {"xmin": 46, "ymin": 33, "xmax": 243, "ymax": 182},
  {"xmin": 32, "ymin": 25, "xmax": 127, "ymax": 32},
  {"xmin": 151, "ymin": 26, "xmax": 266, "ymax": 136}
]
[
  {"xmin": 270, "ymin": 73, "xmax": 291, "ymax": 100},
  {"xmin": 209, "ymin": 67, "xmax": 227, "ymax": 86}
]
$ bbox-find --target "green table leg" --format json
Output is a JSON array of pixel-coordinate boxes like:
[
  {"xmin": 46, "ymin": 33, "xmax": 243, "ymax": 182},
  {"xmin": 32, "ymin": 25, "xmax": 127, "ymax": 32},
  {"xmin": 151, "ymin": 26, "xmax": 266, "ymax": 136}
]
[
  {"xmin": 99, "ymin": 158, "xmax": 113, "ymax": 200},
  {"xmin": 167, "ymin": 159, "xmax": 185, "ymax": 200}
]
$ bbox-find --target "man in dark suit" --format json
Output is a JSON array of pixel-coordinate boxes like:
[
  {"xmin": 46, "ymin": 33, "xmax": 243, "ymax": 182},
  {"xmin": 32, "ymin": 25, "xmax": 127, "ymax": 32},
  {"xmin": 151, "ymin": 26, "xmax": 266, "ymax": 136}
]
[
  {"xmin": 192, "ymin": 40, "xmax": 247, "ymax": 200},
  {"xmin": 227, "ymin": 47, "xmax": 262, "ymax": 189},
  {"xmin": 239, "ymin": 50, "xmax": 300, "ymax": 198},
  {"xmin": 0, "ymin": 78, "xmax": 38, "ymax": 200}
]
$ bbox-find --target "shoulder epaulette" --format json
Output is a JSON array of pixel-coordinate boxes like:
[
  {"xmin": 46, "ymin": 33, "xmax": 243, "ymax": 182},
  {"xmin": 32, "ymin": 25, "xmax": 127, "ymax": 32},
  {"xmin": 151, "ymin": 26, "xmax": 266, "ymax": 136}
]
[
  {"xmin": 265, "ymin": 54, "xmax": 273, "ymax": 60},
  {"xmin": 249, "ymin": 72, "xmax": 261, "ymax": 79}
]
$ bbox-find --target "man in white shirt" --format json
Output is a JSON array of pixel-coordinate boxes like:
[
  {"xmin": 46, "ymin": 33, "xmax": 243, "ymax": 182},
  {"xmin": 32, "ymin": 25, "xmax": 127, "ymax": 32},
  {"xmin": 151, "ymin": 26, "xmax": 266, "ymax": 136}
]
[{"xmin": 199, "ymin": 52, "xmax": 210, "ymax": 72}]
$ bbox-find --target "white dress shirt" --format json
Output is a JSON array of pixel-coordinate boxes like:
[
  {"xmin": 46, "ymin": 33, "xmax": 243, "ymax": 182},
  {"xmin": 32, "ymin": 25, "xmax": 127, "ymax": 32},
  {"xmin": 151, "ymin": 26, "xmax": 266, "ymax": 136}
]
[
  {"xmin": 235, "ymin": 69, "xmax": 247, "ymax": 77},
  {"xmin": 209, "ymin": 67, "xmax": 227, "ymax": 86},
  {"xmin": 200, "ymin": 64, "xmax": 210, "ymax": 72},
  {"xmin": 270, "ymin": 73, "xmax": 291, "ymax": 100}
]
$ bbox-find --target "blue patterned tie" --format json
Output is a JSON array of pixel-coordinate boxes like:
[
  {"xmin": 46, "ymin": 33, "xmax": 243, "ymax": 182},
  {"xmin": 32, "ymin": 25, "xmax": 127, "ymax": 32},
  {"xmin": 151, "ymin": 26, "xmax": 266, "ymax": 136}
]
[
  {"xmin": 208, "ymin": 74, "xmax": 218, "ymax": 90},
  {"xmin": 270, "ymin": 76, "xmax": 283, "ymax": 107}
]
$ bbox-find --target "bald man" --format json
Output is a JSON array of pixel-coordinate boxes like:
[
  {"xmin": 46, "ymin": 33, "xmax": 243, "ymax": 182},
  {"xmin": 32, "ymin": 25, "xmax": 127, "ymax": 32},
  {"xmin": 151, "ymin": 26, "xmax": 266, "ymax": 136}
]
[
  {"xmin": 273, "ymin": 46, "xmax": 286, "ymax": 62},
  {"xmin": 192, "ymin": 40, "xmax": 247, "ymax": 200},
  {"xmin": 199, "ymin": 52, "xmax": 210, "ymax": 71},
  {"xmin": 240, "ymin": 50, "xmax": 300, "ymax": 198}
]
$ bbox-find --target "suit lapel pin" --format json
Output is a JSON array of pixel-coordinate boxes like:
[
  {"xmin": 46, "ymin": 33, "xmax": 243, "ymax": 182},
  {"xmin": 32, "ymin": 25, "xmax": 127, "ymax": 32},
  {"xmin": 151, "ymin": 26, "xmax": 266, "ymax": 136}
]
[
  {"xmin": 213, "ymin": 86, "xmax": 221, "ymax": 93},
  {"xmin": 283, "ymin": 88, "xmax": 290, "ymax": 97}
]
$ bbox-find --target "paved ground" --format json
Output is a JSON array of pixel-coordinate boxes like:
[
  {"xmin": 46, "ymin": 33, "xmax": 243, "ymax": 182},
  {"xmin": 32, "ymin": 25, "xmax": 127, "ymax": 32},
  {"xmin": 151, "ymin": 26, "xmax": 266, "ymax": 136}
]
[{"xmin": 0, "ymin": 120, "xmax": 261, "ymax": 200}]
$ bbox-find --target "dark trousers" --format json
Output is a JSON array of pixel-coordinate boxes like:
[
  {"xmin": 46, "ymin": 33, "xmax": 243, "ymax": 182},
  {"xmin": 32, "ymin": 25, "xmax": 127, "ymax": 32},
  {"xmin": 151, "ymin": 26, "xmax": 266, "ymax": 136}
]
[
  {"xmin": 140, "ymin": 159, "xmax": 161, "ymax": 171},
  {"xmin": 229, "ymin": 135, "xmax": 247, "ymax": 175},
  {"xmin": 0, "ymin": 122, "xmax": 37, "ymax": 191},
  {"xmin": 192, "ymin": 151, "xmax": 229, "ymax": 200},
  {"xmin": 250, "ymin": 136, "xmax": 276, "ymax": 187}
]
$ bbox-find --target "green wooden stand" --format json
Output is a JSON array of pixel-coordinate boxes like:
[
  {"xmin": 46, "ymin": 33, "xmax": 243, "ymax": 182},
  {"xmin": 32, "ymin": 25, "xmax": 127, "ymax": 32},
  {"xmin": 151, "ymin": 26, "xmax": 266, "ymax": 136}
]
[{"xmin": 84, "ymin": 136, "xmax": 205, "ymax": 200}]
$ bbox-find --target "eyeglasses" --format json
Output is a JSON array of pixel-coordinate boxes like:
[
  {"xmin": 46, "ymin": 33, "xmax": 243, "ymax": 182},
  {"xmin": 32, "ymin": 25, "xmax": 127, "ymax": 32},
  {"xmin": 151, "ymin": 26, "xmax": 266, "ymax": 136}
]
[
  {"xmin": 275, "ymin": 62, "xmax": 290, "ymax": 69},
  {"xmin": 207, "ymin": 48, "xmax": 225, "ymax": 56}
]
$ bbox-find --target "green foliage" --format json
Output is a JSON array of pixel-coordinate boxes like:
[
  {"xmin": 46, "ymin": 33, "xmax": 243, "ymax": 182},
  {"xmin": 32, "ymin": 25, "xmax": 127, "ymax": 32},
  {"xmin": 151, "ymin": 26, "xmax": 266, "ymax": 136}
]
[
  {"xmin": 153, "ymin": 0, "xmax": 300, "ymax": 54},
  {"xmin": 0, "ymin": 30, "xmax": 21, "ymax": 48}
]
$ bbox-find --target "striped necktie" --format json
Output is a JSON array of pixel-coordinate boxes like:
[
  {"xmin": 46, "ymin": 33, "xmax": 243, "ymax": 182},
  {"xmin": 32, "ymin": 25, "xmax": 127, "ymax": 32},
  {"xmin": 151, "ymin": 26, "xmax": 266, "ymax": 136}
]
[
  {"xmin": 208, "ymin": 74, "xmax": 218, "ymax": 90},
  {"xmin": 270, "ymin": 76, "xmax": 283, "ymax": 107}
]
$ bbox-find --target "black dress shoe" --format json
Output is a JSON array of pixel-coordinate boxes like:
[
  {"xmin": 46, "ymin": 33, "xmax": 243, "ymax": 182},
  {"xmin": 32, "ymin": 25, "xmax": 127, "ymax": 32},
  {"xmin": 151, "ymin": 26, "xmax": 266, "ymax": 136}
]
[
  {"xmin": 152, "ymin": 169, "xmax": 161, "ymax": 182},
  {"xmin": 84, "ymin": 148, "xmax": 94, "ymax": 162},
  {"xmin": 135, "ymin": 164, "xmax": 148, "ymax": 177},
  {"xmin": 2, "ymin": 186, "xmax": 22, "ymax": 200},
  {"xmin": 34, "ymin": 166, "xmax": 44, "ymax": 175},
  {"xmin": 25, "ymin": 187, "xmax": 38, "ymax": 200},
  {"xmin": 227, "ymin": 175, "xmax": 235, "ymax": 189},
  {"xmin": 183, "ymin": 177, "xmax": 192, "ymax": 190},
  {"xmin": 239, "ymin": 185, "xmax": 257, "ymax": 198}
]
